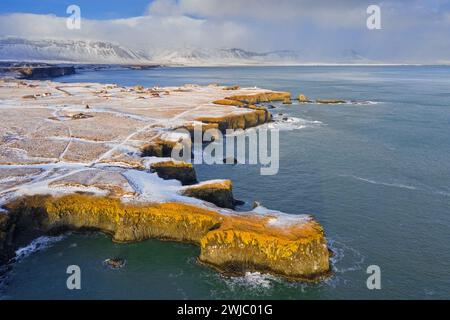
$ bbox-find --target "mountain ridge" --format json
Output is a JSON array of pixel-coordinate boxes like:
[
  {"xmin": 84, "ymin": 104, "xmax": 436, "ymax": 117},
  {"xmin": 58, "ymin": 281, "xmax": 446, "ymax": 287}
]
[{"xmin": 0, "ymin": 37, "xmax": 373, "ymax": 66}]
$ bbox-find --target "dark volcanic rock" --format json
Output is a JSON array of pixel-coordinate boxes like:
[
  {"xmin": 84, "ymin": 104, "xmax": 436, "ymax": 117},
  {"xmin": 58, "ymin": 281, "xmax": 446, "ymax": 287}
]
[{"xmin": 18, "ymin": 66, "xmax": 75, "ymax": 79}]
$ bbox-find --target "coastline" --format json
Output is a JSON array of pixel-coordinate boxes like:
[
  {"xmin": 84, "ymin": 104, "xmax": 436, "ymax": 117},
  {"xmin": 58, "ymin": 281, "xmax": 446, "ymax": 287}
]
[{"xmin": 0, "ymin": 78, "xmax": 330, "ymax": 281}]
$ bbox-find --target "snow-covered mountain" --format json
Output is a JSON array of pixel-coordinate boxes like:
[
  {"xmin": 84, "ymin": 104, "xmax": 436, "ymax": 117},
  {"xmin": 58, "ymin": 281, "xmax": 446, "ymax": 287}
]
[
  {"xmin": 0, "ymin": 38, "xmax": 305, "ymax": 65},
  {"xmin": 150, "ymin": 47, "xmax": 303, "ymax": 65},
  {"xmin": 0, "ymin": 38, "xmax": 150, "ymax": 64},
  {"xmin": 0, "ymin": 37, "xmax": 372, "ymax": 65}
]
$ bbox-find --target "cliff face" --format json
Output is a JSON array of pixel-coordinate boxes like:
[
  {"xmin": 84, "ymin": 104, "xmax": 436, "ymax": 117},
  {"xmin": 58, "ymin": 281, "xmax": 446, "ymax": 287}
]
[
  {"xmin": 2, "ymin": 194, "xmax": 330, "ymax": 280},
  {"xmin": 182, "ymin": 180, "xmax": 235, "ymax": 209},
  {"xmin": 150, "ymin": 160, "xmax": 197, "ymax": 185},
  {"xmin": 199, "ymin": 215, "xmax": 330, "ymax": 280},
  {"xmin": 225, "ymin": 92, "xmax": 291, "ymax": 104},
  {"xmin": 4, "ymin": 195, "xmax": 222, "ymax": 244},
  {"xmin": 196, "ymin": 108, "xmax": 271, "ymax": 132}
]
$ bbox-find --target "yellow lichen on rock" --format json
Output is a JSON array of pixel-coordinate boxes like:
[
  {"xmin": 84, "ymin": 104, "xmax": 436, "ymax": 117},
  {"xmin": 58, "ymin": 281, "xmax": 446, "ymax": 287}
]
[
  {"xmin": 196, "ymin": 108, "xmax": 271, "ymax": 132},
  {"xmin": 3, "ymin": 193, "xmax": 330, "ymax": 281},
  {"xmin": 199, "ymin": 214, "xmax": 330, "ymax": 280},
  {"xmin": 225, "ymin": 92, "xmax": 291, "ymax": 104},
  {"xmin": 5, "ymin": 194, "xmax": 223, "ymax": 243},
  {"xmin": 212, "ymin": 99, "xmax": 246, "ymax": 107},
  {"xmin": 298, "ymin": 94, "xmax": 311, "ymax": 103}
]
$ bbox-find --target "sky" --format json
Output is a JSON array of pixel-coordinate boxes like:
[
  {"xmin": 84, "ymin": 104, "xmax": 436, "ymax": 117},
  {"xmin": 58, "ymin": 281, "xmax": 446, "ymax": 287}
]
[{"xmin": 0, "ymin": 0, "xmax": 450, "ymax": 63}]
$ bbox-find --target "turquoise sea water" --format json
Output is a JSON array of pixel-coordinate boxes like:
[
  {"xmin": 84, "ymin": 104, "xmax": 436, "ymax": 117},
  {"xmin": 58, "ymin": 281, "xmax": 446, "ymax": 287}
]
[{"xmin": 1, "ymin": 66, "xmax": 449, "ymax": 299}]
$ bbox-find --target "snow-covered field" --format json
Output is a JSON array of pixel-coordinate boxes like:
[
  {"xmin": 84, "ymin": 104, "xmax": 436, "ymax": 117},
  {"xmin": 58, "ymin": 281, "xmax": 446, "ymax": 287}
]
[{"xmin": 0, "ymin": 79, "xmax": 275, "ymax": 212}]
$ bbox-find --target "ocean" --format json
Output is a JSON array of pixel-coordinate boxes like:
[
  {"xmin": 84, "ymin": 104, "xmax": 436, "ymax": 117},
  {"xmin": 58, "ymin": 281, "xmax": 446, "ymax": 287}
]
[{"xmin": 1, "ymin": 65, "xmax": 449, "ymax": 299}]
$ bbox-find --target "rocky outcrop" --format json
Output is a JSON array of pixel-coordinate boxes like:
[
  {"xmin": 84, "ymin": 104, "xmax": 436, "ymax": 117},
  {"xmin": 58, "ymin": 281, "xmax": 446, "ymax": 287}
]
[
  {"xmin": 223, "ymin": 85, "xmax": 240, "ymax": 91},
  {"xmin": 182, "ymin": 180, "xmax": 235, "ymax": 209},
  {"xmin": 282, "ymin": 98, "xmax": 292, "ymax": 104},
  {"xmin": 177, "ymin": 122, "xmax": 221, "ymax": 140},
  {"xmin": 225, "ymin": 91, "xmax": 291, "ymax": 105},
  {"xmin": 150, "ymin": 160, "xmax": 197, "ymax": 185},
  {"xmin": 316, "ymin": 99, "xmax": 346, "ymax": 104},
  {"xmin": 18, "ymin": 66, "xmax": 75, "ymax": 79},
  {"xmin": 1, "ymin": 194, "xmax": 330, "ymax": 280},
  {"xmin": 141, "ymin": 138, "xmax": 178, "ymax": 157},
  {"xmin": 212, "ymin": 99, "xmax": 246, "ymax": 107},
  {"xmin": 196, "ymin": 108, "xmax": 271, "ymax": 132},
  {"xmin": 0, "ymin": 213, "xmax": 14, "ymax": 264},
  {"xmin": 3, "ymin": 195, "xmax": 222, "ymax": 245},
  {"xmin": 199, "ymin": 214, "xmax": 330, "ymax": 280},
  {"xmin": 298, "ymin": 94, "xmax": 312, "ymax": 103}
]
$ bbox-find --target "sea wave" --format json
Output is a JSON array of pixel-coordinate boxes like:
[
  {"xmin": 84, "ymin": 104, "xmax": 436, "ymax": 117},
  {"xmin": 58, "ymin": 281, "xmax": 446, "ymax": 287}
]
[
  {"xmin": 14, "ymin": 235, "xmax": 65, "ymax": 263},
  {"xmin": 267, "ymin": 115, "xmax": 324, "ymax": 131},
  {"xmin": 348, "ymin": 100, "xmax": 380, "ymax": 105},
  {"xmin": 322, "ymin": 238, "xmax": 366, "ymax": 288},
  {"xmin": 224, "ymin": 272, "xmax": 280, "ymax": 291}
]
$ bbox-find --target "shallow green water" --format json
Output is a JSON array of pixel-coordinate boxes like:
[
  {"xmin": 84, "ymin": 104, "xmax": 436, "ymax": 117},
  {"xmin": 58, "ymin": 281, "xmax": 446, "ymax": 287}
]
[{"xmin": 1, "ymin": 66, "xmax": 449, "ymax": 299}]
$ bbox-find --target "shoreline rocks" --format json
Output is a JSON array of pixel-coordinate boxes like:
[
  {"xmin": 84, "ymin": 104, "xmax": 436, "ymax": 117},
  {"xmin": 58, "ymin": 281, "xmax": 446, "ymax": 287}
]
[
  {"xmin": 0, "ymin": 80, "xmax": 331, "ymax": 282},
  {"xmin": 315, "ymin": 99, "xmax": 346, "ymax": 104},
  {"xmin": 1, "ymin": 194, "xmax": 330, "ymax": 281},
  {"xmin": 182, "ymin": 180, "xmax": 235, "ymax": 209},
  {"xmin": 196, "ymin": 108, "xmax": 271, "ymax": 132},
  {"xmin": 298, "ymin": 94, "xmax": 312, "ymax": 103},
  {"xmin": 150, "ymin": 160, "xmax": 197, "ymax": 185}
]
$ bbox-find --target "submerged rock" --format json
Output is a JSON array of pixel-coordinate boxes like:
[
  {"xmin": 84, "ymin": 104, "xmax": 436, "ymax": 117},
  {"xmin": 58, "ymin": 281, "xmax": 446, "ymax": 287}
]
[
  {"xmin": 150, "ymin": 160, "xmax": 197, "ymax": 185},
  {"xmin": 103, "ymin": 257, "xmax": 126, "ymax": 269},
  {"xmin": 182, "ymin": 180, "xmax": 235, "ymax": 209}
]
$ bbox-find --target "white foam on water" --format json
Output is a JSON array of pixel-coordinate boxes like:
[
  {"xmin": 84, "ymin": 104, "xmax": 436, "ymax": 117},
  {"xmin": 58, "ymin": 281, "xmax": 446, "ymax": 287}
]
[
  {"xmin": 14, "ymin": 235, "xmax": 65, "ymax": 263},
  {"xmin": 266, "ymin": 116, "xmax": 323, "ymax": 131},
  {"xmin": 225, "ymin": 272, "xmax": 278, "ymax": 290},
  {"xmin": 349, "ymin": 100, "xmax": 380, "ymax": 105}
]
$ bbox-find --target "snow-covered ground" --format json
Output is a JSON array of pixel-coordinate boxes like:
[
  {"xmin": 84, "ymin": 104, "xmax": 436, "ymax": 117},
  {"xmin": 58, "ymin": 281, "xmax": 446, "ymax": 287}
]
[{"xmin": 0, "ymin": 79, "xmax": 270, "ymax": 211}]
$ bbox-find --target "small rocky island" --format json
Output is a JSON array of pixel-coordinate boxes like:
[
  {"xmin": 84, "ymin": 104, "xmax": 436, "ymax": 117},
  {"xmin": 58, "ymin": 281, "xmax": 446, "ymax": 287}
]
[{"xmin": 0, "ymin": 79, "xmax": 330, "ymax": 281}]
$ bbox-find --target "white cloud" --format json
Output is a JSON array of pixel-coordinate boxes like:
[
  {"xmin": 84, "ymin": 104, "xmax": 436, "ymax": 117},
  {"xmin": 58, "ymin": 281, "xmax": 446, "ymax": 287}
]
[{"xmin": 0, "ymin": 0, "xmax": 449, "ymax": 63}]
